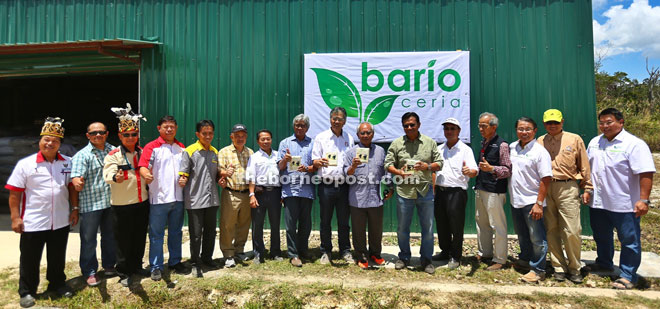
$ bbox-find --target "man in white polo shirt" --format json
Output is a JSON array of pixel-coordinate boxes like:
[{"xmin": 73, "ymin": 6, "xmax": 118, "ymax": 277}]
[
  {"xmin": 586, "ymin": 108, "xmax": 655, "ymax": 290},
  {"xmin": 509, "ymin": 117, "xmax": 553, "ymax": 283},
  {"xmin": 5, "ymin": 117, "xmax": 76, "ymax": 308},
  {"xmin": 433, "ymin": 118, "xmax": 478, "ymax": 270}
]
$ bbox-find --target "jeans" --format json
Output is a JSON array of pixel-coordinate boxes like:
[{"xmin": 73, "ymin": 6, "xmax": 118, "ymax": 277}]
[
  {"xmin": 511, "ymin": 204, "xmax": 548, "ymax": 274},
  {"xmin": 397, "ymin": 188, "xmax": 435, "ymax": 262},
  {"xmin": 318, "ymin": 183, "xmax": 351, "ymax": 255},
  {"xmin": 149, "ymin": 201, "xmax": 184, "ymax": 271},
  {"xmin": 284, "ymin": 197, "xmax": 313, "ymax": 258},
  {"xmin": 589, "ymin": 208, "xmax": 642, "ymax": 283},
  {"xmin": 79, "ymin": 208, "xmax": 116, "ymax": 277},
  {"xmin": 434, "ymin": 187, "xmax": 467, "ymax": 260},
  {"xmin": 251, "ymin": 188, "xmax": 282, "ymax": 257}
]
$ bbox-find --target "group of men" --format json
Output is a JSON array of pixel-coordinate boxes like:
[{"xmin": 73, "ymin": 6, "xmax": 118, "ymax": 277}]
[{"xmin": 4, "ymin": 105, "xmax": 655, "ymax": 308}]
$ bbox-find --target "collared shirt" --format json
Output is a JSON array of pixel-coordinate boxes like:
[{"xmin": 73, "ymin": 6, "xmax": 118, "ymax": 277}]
[
  {"xmin": 538, "ymin": 131, "xmax": 592, "ymax": 190},
  {"xmin": 103, "ymin": 146, "xmax": 148, "ymax": 206},
  {"xmin": 179, "ymin": 140, "xmax": 220, "ymax": 209},
  {"xmin": 311, "ymin": 128, "xmax": 355, "ymax": 179},
  {"xmin": 587, "ymin": 129, "xmax": 656, "ymax": 213},
  {"xmin": 138, "ymin": 136, "xmax": 185, "ymax": 204},
  {"xmin": 509, "ymin": 139, "xmax": 553, "ymax": 208},
  {"xmin": 343, "ymin": 142, "xmax": 391, "ymax": 208},
  {"xmin": 277, "ymin": 134, "xmax": 315, "ymax": 200},
  {"xmin": 435, "ymin": 140, "xmax": 478, "ymax": 190},
  {"xmin": 246, "ymin": 148, "xmax": 280, "ymax": 187},
  {"xmin": 5, "ymin": 152, "xmax": 72, "ymax": 232},
  {"xmin": 70, "ymin": 142, "xmax": 115, "ymax": 213},
  {"xmin": 479, "ymin": 136, "xmax": 512, "ymax": 179},
  {"xmin": 384, "ymin": 133, "xmax": 443, "ymax": 199},
  {"xmin": 217, "ymin": 144, "xmax": 254, "ymax": 191}
]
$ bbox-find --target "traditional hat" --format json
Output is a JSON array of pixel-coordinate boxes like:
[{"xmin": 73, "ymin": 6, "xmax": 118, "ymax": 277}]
[
  {"xmin": 40, "ymin": 117, "xmax": 65, "ymax": 138},
  {"xmin": 111, "ymin": 103, "xmax": 147, "ymax": 132}
]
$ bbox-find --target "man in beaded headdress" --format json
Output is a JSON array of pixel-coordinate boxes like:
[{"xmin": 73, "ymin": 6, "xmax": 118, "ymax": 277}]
[{"xmin": 5, "ymin": 117, "xmax": 76, "ymax": 307}]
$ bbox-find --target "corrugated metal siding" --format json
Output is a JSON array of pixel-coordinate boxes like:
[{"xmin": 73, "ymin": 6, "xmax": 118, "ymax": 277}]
[{"xmin": 0, "ymin": 0, "xmax": 597, "ymax": 234}]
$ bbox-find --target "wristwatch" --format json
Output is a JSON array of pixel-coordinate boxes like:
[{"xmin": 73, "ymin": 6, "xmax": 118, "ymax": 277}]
[
  {"xmin": 640, "ymin": 199, "xmax": 651, "ymax": 206},
  {"xmin": 249, "ymin": 192, "xmax": 255, "ymax": 197},
  {"xmin": 535, "ymin": 200, "xmax": 543, "ymax": 206},
  {"xmin": 427, "ymin": 163, "xmax": 432, "ymax": 171}
]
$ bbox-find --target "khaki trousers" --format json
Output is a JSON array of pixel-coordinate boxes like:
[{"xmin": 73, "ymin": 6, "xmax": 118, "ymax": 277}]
[
  {"xmin": 475, "ymin": 190, "xmax": 508, "ymax": 264},
  {"xmin": 544, "ymin": 180, "xmax": 582, "ymax": 275},
  {"xmin": 220, "ymin": 190, "xmax": 251, "ymax": 257}
]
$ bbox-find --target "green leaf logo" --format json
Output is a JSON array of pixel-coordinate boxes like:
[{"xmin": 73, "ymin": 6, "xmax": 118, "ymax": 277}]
[
  {"xmin": 427, "ymin": 60, "xmax": 436, "ymax": 67},
  {"xmin": 364, "ymin": 95, "xmax": 398, "ymax": 125},
  {"xmin": 311, "ymin": 68, "xmax": 361, "ymax": 118}
]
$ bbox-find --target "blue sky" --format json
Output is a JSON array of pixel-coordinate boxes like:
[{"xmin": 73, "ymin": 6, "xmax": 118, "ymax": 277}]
[{"xmin": 592, "ymin": 0, "xmax": 660, "ymax": 81}]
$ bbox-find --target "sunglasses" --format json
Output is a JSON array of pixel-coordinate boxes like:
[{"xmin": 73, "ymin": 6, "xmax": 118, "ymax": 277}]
[
  {"xmin": 122, "ymin": 132, "xmax": 139, "ymax": 137},
  {"xmin": 88, "ymin": 130, "xmax": 107, "ymax": 136}
]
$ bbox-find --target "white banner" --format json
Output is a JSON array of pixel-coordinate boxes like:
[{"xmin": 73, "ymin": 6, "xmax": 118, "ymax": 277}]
[{"xmin": 304, "ymin": 51, "xmax": 470, "ymax": 143}]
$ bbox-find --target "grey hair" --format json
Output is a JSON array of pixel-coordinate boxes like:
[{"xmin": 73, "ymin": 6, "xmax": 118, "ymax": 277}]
[
  {"xmin": 329, "ymin": 107, "xmax": 347, "ymax": 118},
  {"xmin": 292, "ymin": 114, "xmax": 310, "ymax": 128},
  {"xmin": 356, "ymin": 122, "xmax": 375, "ymax": 135},
  {"xmin": 479, "ymin": 112, "xmax": 499, "ymax": 126}
]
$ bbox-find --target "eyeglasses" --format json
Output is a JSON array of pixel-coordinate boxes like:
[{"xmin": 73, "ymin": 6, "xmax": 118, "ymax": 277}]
[
  {"xmin": 294, "ymin": 124, "xmax": 307, "ymax": 129},
  {"xmin": 88, "ymin": 130, "xmax": 107, "ymax": 136},
  {"xmin": 403, "ymin": 124, "xmax": 417, "ymax": 129},
  {"xmin": 122, "ymin": 132, "xmax": 139, "ymax": 137},
  {"xmin": 358, "ymin": 131, "xmax": 373, "ymax": 136},
  {"xmin": 516, "ymin": 128, "xmax": 534, "ymax": 133},
  {"xmin": 478, "ymin": 124, "xmax": 490, "ymax": 129},
  {"xmin": 331, "ymin": 117, "xmax": 346, "ymax": 122}
]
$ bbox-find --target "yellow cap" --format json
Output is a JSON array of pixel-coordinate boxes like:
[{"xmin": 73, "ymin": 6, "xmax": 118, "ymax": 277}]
[{"xmin": 543, "ymin": 109, "xmax": 563, "ymax": 123}]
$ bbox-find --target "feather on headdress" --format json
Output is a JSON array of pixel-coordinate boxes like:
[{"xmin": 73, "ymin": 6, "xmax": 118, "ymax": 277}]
[{"xmin": 111, "ymin": 103, "xmax": 147, "ymax": 132}]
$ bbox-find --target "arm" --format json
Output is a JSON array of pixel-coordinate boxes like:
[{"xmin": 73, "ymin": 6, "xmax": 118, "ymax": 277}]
[
  {"xmin": 485, "ymin": 142, "xmax": 512, "ymax": 179},
  {"xmin": 69, "ymin": 185, "xmax": 79, "ymax": 226},
  {"xmin": 70, "ymin": 153, "xmax": 86, "ymax": 191},
  {"xmin": 530, "ymin": 176, "xmax": 551, "ymax": 220},
  {"xmin": 178, "ymin": 151, "xmax": 191, "ymax": 187},
  {"xmin": 8, "ymin": 191, "xmax": 23, "ymax": 233},
  {"xmin": 634, "ymin": 172, "xmax": 654, "ymax": 217},
  {"xmin": 385, "ymin": 142, "xmax": 405, "ymax": 176}
]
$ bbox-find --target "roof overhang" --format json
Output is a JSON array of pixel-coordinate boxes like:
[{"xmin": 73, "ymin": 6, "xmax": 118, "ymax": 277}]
[{"xmin": 0, "ymin": 39, "xmax": 160, "ymax": 78}]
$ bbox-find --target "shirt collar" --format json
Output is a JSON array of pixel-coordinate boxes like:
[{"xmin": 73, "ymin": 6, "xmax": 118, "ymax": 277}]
[
  {"xmin": 547, "ymin": 131, "xmax": 563, "ymax": 142},
  {"xmin": 445, "ymin": 140, "xmax": 463, "ymax": 150},
  {"xmin": 86, "ymin": 141, "xmax": 112, "ymax": 153},
  {"xmin": 258, "ymin": 148, "xmax": 275, "ymax": 157},
  {"xmin": 194, "ymin": 140, "xmax": 218, "ymax": 154},
  {"xmin": 517, "ymin": 139, "xmax": 537, "ymax": 151},
  {"xmin": 290, "ymin": 134, "xmax": 311, "ymax": 143},
  {"xmin": 156, "ymin": 136, "xmax": 185, "ymax": 148},
  {"xmin": 403, "ymin": 133, "xmax": 424, "ymax": 143},
  {"xmin": 36, "ymin": 151, "xmax": 65, "ymax": 163},
  {"xmin": 357, "ymin": 142, "xmax": 375, "ymax": 150}
]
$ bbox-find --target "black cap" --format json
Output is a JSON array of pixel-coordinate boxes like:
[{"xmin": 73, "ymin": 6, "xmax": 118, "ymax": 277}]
[{"xmin": 231, "ymin": 124, "xmax": 247, "ymax": 133}]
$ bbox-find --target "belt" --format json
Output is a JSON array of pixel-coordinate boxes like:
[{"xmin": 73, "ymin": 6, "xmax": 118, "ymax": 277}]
[
  {"xmin": 551, "ymin": 178, "xmax": 573, "ymax": 182},
  {"xmin": 226, "ymin": 188, "xmax": 249, "ymax": 194},
  {"xmin": 435, "ymin": 186, "xmax": 466, "ymax": 192}
]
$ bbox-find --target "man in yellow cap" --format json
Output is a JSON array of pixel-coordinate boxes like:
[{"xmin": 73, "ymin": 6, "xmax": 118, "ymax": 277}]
[{"xmin": 537, "ymin": 109, "xmax": 592, "ymax": 284}]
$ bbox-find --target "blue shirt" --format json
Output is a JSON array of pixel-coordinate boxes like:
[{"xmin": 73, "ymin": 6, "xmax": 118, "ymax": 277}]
[
  {"xmin": 343, "ymin": 143, "xmax": 391, "ymax": 208},
  {"xmin": 277, "ymin": 135, "xmax": 315, "ymax": 200},
  {"xmin": 70, "ymin": 142, "xmax": 115, "ymax": 213}
]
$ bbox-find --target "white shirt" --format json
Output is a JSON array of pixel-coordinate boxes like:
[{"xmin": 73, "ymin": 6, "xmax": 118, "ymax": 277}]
[
  {"xmin": 139, "ymin": 137, "xmax": 185, "ymax": 204},
  {"xmin": 246, "ymin": 148, "xmax": 280, "ymax": 186},
  {"xmin": 5, "ymin": 152, "xmax": 72, "ymax": 232},
  {"xmin": 587, "ymin": 129, "xmax": 656, "ymax": 213},
  {"xmin": 435, "ymin": 140, "xmax": 478, "ymax": 190},
  {"xmin": 311, "ymin": 129, "xmax": 355, "ymax": 178},
  {"xmin": 509, "ymin": 139, "xmax": 553, "ymax": 208}
]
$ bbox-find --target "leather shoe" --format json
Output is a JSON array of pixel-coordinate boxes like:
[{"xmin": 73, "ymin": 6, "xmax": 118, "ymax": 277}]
[
  {"xmin": 394, "ymin": 259, "xmax": 409, "ymax": 270},
  {"xmin": 486, "ymin": 263, "xmax": 504, "ymax": 271},
  {"xmin": 19, "ymin": 294, "xmax": 35, "ymax": 308}
]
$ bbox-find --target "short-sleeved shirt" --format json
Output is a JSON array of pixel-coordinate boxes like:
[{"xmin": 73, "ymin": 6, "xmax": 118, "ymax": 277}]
[
  {"xmin": 5, "ymin": 152, "xmax": 72, "ymax": 232},
  {"xmin": 384, "ymin": 133, "xmax": 443, "ymax": 199},
  {"xmin": 311, "ymin": 129, "xmax": 355, "ymax": 179},
  {"xmin": 509, "ymin": 139, "xmax": 553, "ymax": 208},
  {"xmin": 435, "ymin": 140, "xmax": 478, "ymax": 190},
  {"xmin": 587, "ymin": 129, "xmax": 656, "ymax": 213},
  {"xmin": 343, "ymin": 142, "xmax": 391, "ymax": 208},
  {"xmin": 138, "ymin": 136, "xmax": 185, "ymax": 204},
  {"xmin": 103, "ymin": 146, "xmax": 148, "ymax": 206},
  {"xmin": 277, "ymin": 135, "xmax": 315, "ymax": 200},
  {"xmin": 538, "ymin": 131, "xmax": 592, "ymax": 190},
  {"xmin": 70, "ymin": 142, "xmax": 115, "ymax": 213},
  {"xmin": 217, "ymin": 144, "xmax": 254, "ymax": 191},
  {"xmin": 179, "ymin": 140, "xmax": 220, "ymax": 209},
  {"xmin": 246, "ymin": 148, "xmax": 280, "ymax": 187}
]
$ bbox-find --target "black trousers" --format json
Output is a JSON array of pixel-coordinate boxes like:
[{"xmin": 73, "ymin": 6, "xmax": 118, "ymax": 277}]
[
  {"xmin": 283, "ymin": 197, "xmax": 313, "ymax": 258},
  {"xmin": 251, "ymin": 188, "xmax": 282, "ymax": 257},
  {"xmin": 350, "ymin": 206, "xmax": 384, "ymax": 261},
  {"xmin": 318, "ymin": 183, "xmax": 351, "ymax": 255},
  {"xmin": 434, "ymin": 186, "xmax": 468, "ymax": 260},
  {"xmin": 19, "ymin": 225, "xmax": 69, "ymax": 297},
  {"xmin": 187, "ymin": 206, "xmax": 219, "ymax": 265},
  {"xmin": 112, "ymin": 201, "xmax": 149, "ymax": 276}
]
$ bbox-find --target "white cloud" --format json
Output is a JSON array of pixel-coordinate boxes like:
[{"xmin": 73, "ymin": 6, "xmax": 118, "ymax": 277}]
[
  {"xmin": 593, "ymin": 0, "xmax": 660, "ymax": 59},
  {"xmin": 593, "ymin": 0, "xmax": 609, "ymax": 10}
]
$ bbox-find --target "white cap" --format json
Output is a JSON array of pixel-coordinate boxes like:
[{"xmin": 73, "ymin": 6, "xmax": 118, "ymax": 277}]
[{"xmin": 442, "ymin": 117, "xmax": 461, "ymax": 128}]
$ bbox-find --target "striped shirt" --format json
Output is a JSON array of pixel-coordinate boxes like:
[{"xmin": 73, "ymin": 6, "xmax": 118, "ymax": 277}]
[{"xmin": 70, "ymin": 142, "xmax": 115, "ymax": 213}]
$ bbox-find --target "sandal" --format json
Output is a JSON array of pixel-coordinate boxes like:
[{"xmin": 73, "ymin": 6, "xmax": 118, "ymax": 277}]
[{"xmin": 612, "ymin": 278, "xmax": 634, "ymax": 290}]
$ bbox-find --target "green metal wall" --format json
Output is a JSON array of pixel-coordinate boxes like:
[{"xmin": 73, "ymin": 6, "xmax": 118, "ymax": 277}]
[{"xmin": 0, "ymin": 0, "xmax": 597, "ymax": 234}]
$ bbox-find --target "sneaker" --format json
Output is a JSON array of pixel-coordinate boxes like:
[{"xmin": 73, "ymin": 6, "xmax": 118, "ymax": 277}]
[
  {"xmin": 55, "ymin": 286, "xmax": 73, "ymax": 298},
  {"xmin": 568, "ymin": 273, "xmax": 584, "ymax": 284},
  {"xmin": 553, "ymin": 272, "xmax": 566, "ymax": 282},
  {"xmin": 370, "ymin": 255, "xmax": 385, "ymax": 266},
  {"xmin": 447, "ymin": 258, "xmax": 460, "ymax": 270},
  {"xmin": 225, "ymin": 257, "xmax": 236, "ymax": 268},
  {"xmin": 432, "ymin": 252, "xmax": 450, "ymax": 261},
  {"xmin": 423, "ymin": 262, "xmax": 435, "ymax": 275},
  {"xmin": 119, "ymin": 276, "xmax": 131, "ymax": 287},
  {"xmin": 521, "ymin": 271, "xmax": 545, "ymax": 283},
  {"xmin": 357, "ymin": 260, "xmax": 369, "ymax": 270},
  {"xmin": 86, "ymin": 274, "xmax": 101, "ymax": 287},
  {"xmin": 171, "ymin": 263, "xmax": 188, "ymax": 274},
  {"xmin": 342, "ymin": 252, "xmax": 354, "ymax": 264},
  {"xmin": 394, "ymin": 259, "xmax": 409, "ymax": 270},
  {"xmin": 192, "ymin": 266, "xmax": 203, "ymax": 278},
  {"xmin": 19, "ymin": 294, "xmax": 35, "ymax": 308},
  {"xmin": 486, "ymin": 263, "xmax": 504, "ymax": 271},
  {"xmin": 320, "ymin": 253, "xmax": 331, "ymax": 265},
  {"xmin": 151, "ymin": 269, "xmax": 162, "ymax": 281},
  {"xmin": 290, "ymin": 257, "xmax": 303, "ymax": 267}
]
